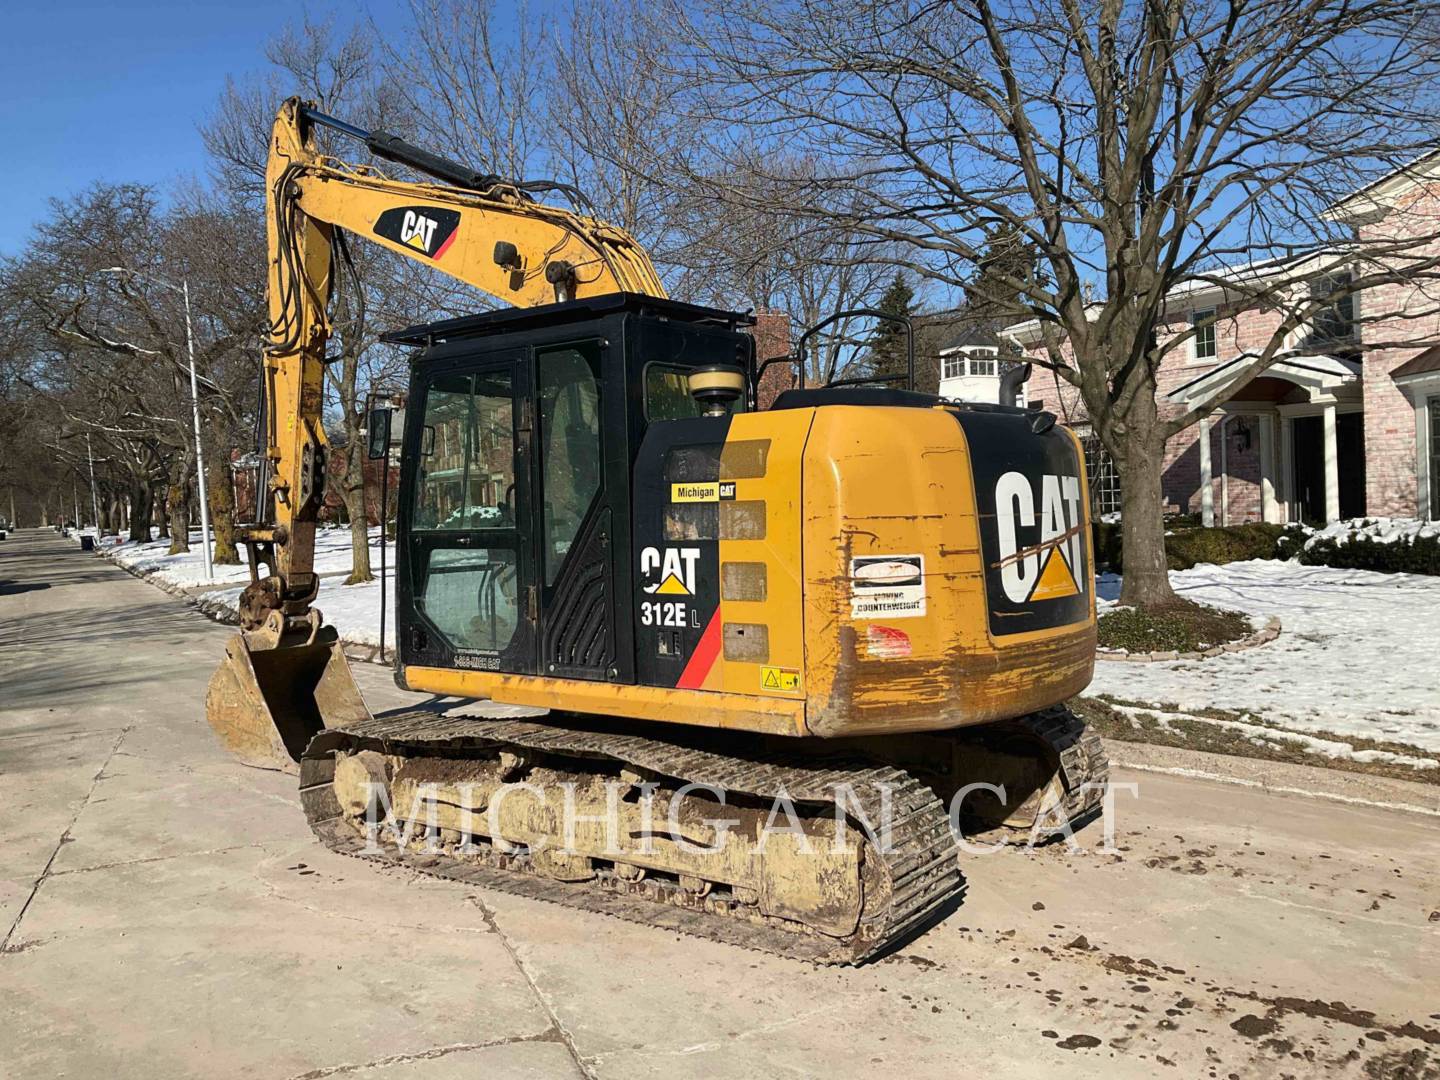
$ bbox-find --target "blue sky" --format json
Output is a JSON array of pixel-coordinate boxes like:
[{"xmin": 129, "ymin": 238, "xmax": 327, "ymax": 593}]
[{"xmin": 0, "ymin": 1, "xmax": 407, "ymax": 256}]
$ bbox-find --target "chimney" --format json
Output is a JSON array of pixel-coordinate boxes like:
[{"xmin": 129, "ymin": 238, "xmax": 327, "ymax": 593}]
[{"xmin": 750, "ymin": 310, "xmax": 794, "ymax": 410}]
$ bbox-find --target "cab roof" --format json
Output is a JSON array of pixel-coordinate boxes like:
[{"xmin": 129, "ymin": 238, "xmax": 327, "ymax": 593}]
[{"xmin": 382, "ymin": 293, "xmax": 755, "ymax": 348}]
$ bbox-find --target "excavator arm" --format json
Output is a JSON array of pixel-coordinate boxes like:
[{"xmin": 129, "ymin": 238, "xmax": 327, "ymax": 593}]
[
  {"xmin": 208, "ymin": 97, "xmax": 666, "ymax": 768},
  {"xmin": 248, "ymin": 97, "xmax": 665, "ymax": 626}
]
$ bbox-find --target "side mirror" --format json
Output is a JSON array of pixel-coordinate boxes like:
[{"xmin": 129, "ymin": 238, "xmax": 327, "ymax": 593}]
[
  {"xmin": 367, "ymin": 407, "xmax": 392, "ymax": 460},
  {"xmin": 421, "ymin": 424, "xmax": 436, "ymax": 457}
]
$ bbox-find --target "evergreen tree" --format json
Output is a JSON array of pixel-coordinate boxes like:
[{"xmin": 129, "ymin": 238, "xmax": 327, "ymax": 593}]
[
  {"xmin": 965, "ymin": 223, "xmax": 1037, "ymax": 323},
  {"xmin": 865, "ymin": 273, "xmax": 915, "ymax": 380}
]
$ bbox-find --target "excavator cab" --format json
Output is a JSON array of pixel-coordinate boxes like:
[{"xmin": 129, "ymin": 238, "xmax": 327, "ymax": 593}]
[{"xmin": 388, "ymin": 294, "xmax": 753, "ymax": 687}]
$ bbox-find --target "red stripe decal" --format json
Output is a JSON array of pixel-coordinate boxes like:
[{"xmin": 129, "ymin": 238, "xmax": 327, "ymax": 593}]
[
  {"xmin": 433, "ymin": 230, "xmax": 457, "ymax": 260},
  {"xmin": 676, "ymin": 609, "xmax": 722, "ymax": 690}
]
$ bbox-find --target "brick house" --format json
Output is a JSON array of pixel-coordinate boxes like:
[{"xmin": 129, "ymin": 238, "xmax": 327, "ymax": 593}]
[{"xmin": 1018, "ymin": 155, "xmax": 1440, "ymax": 525}]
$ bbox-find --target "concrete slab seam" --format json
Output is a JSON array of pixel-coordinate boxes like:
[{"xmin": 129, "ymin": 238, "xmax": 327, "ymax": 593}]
[{"xmin": 1, "ymin": 725, "xmax": 132, "ymax": 952}]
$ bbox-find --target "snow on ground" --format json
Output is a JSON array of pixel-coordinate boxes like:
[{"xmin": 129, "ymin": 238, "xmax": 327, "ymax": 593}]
[
  {"xmin": 89, "ymin": 525, "xmax": 398, "ymax": 650},
  {"xmin": 194, "ymin": 572, "xmax": 396, "ymax": 651},
  {"xmin": 1103, "ymin": 703, "xmax": 1437, "ymax": 771},
  {"xmin": 1092, "ymin": 559, "xmax": 1440, "ymax": 753},
  {"xmin": 97, "ymin": 525, "xmax": 391, "ymax": 589}
]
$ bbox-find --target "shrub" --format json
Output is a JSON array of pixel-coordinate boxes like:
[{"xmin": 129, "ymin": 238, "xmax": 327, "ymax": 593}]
[
  {"xmin": 1298, "ymin": 532, "xmax": 1440, "ymax": 576},
  {"xmin": 1164, "ymin": 522, "xmax": 1303, "ymax": 570},
  {"xmin": 1090, "ymin": 520, "xmax": 1304, "ymax": 573}
]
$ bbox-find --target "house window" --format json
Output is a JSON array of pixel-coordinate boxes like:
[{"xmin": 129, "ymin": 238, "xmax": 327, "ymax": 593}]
[
  {"xmin": 968, "ymin": 353, "xmax": 997, "ymax": 377},
  {"xmin": 1081, "ymin": 434, "xmax": 1122, "ymax": 517},
  {"xmin": 1311, "ymin": 273, "xmax": 1357, "ymax": 347},
  {"xmin": 941, "ymin": 353, "xmax": 965, "ymax": 381},
  {"xmin": 1192, "ymin": 309, "xmax": 1216, "ymax": 361}
]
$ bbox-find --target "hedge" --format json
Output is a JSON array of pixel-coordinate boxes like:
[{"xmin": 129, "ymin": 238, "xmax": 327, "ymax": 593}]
[
  {"xmin": 1091, "ymin": 520, "xmax": 1303, "ymax": 573},
  {"xmin": 1295, "ymin": 532, "xmax": 1440, "ymax": 576},
  {"xmin": 1093, "ymin": 519, "xmax": 1440, "ymax": 576}
]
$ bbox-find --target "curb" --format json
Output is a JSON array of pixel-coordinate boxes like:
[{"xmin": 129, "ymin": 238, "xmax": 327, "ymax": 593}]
[
  {"xmin": 1096, "ymin": 615, "xmax": 1281, "ymax": 663},
  {"xmin": 1108, "ymin": 739, "xmax": 1440, "ymax": 818}
]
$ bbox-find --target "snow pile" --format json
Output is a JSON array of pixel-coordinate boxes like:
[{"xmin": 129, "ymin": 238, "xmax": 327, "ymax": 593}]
[
  {"xmin": 99, "ymin": 523, "xmax": 399, "ymax": 650},
  {"xmin": 1091, "ymin": 559, "xmax": 1440, "ymax": 752},
  {"xmin": 1298, "ymin": 516, "xmax": 1439, "ymax": 551}
]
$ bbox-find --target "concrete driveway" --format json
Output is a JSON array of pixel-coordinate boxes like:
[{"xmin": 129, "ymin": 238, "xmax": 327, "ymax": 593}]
[{"xmin": 2, "ymin": 529, "xmax": 1436, "ymax": 1078}]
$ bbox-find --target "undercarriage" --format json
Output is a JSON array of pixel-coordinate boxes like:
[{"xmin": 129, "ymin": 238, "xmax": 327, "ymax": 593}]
[{"xmin": 299, "ymin": 708, "xmax": 1107, "ymax": 964}]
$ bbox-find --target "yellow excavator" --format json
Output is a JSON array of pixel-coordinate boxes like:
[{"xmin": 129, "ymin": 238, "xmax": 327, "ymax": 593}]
[{"xmin": 206, "ymin": 98, "xmax": 1107, "ymax": 963}]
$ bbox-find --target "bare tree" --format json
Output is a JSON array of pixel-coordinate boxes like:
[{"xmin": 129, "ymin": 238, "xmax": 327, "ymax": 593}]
[
  {"xmin": 661, "ymin": 0, "xmax": 1440, "ymax": 607},
  {"xmin": 2, "ymin": 184, "xmax": 264, "ymax": 556}
]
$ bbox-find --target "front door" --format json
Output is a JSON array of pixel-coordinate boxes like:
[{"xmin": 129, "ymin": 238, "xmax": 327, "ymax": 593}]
[
  {"xmin": 406, "ymin": 351, "xmax": 538, "ymax": 674},
  {"xmin": 1290, "ymin": 413, "xmax": 1365, "ymax": 523},
  {"xmin": 1291, "ymin": 416, "xmax": 1324, "ymax": 524},
  {"xmin": 1337, "ymin": 412, "xmax": 1366, "ymax": 519}
]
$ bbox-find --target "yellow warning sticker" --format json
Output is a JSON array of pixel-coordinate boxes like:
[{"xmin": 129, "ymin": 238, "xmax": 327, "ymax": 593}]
[
  {"xmin": 671, "ymin": 482, "xmax": 719, "ymax": 503},
  {"xmin": 760, "ymin": 666, "xmax": 802, "ymax": 692}
]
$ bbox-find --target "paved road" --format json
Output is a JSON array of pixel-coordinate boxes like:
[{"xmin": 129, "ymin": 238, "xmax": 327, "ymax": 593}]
[{"xmin": 2, "ymin": 529, "xmax": 1437, "ymax": 1079}]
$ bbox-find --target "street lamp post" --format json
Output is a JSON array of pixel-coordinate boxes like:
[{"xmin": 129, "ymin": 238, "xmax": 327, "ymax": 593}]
[
  {"xmin": 180, "ymin": 279, "xmax": 214, "ymax": 580},
  {"xmin": 100, "ymin": 267, "xmax": 213, "ymax": 580},
  {"xmin": 86, "ymin": 433, "xmax": 101, "ymax": 534}
]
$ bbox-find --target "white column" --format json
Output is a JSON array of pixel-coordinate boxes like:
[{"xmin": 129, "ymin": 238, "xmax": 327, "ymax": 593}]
[
  {"xmin": 1199, "ymin": 413, "xmax": 1214, "ymax": 527},
  {"xmin": 1258, "ymin": 414, "xmax": 1278, "ymax": 524},
  {"xmin": 1279, "ymin": 416, "xmax": 1294, "ymax": 522},
  {"xmin": 1323, "ymin": 403, "xmax": 1340, "ymax": 523},
  {"xmin": 1418, "ymin": 392, "xmax": 1433, "ymax": 521}
]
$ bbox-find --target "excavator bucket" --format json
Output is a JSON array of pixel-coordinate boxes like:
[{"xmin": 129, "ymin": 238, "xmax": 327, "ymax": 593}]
[{"xmin": 205, "ymin": 628, "xmax": 373, "ymax": 772}]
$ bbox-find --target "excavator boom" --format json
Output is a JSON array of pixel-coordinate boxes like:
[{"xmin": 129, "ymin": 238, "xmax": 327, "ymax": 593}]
[{"xmin": 207, "ymin": 97, "xmax": 665, "ymax": 769}]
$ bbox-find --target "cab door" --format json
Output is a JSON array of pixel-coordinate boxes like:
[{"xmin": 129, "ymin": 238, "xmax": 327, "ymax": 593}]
[
  {"xmin": 403, "ymin": 350, "xmax": 538, "ymax": 675},
  {"xmin": 533, "ymin": 339, "xmax": 619, "ymax": 681}
]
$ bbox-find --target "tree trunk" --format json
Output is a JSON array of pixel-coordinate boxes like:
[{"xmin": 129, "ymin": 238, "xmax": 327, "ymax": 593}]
[
  {"xmin": 128, "ymin": 480, "xmax": 152, "ymax": 543},
  {"xmin": 167, "ymin": 452, "xmax": 191, "ymax": 555},
  {"xmin": 153, "ymin": 480, "xmax": 170, "ymax": 540},
  {"xmin": 1115, "ymin": 413, "xmax": 1178, "ymax": 610},
  {"xmin": 207, "ymin": 453, "xmax": 241, "ymax": 565},
  {"xmin": 341, "ymin": 442, "xmax": 373, "ymax": 585}
]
